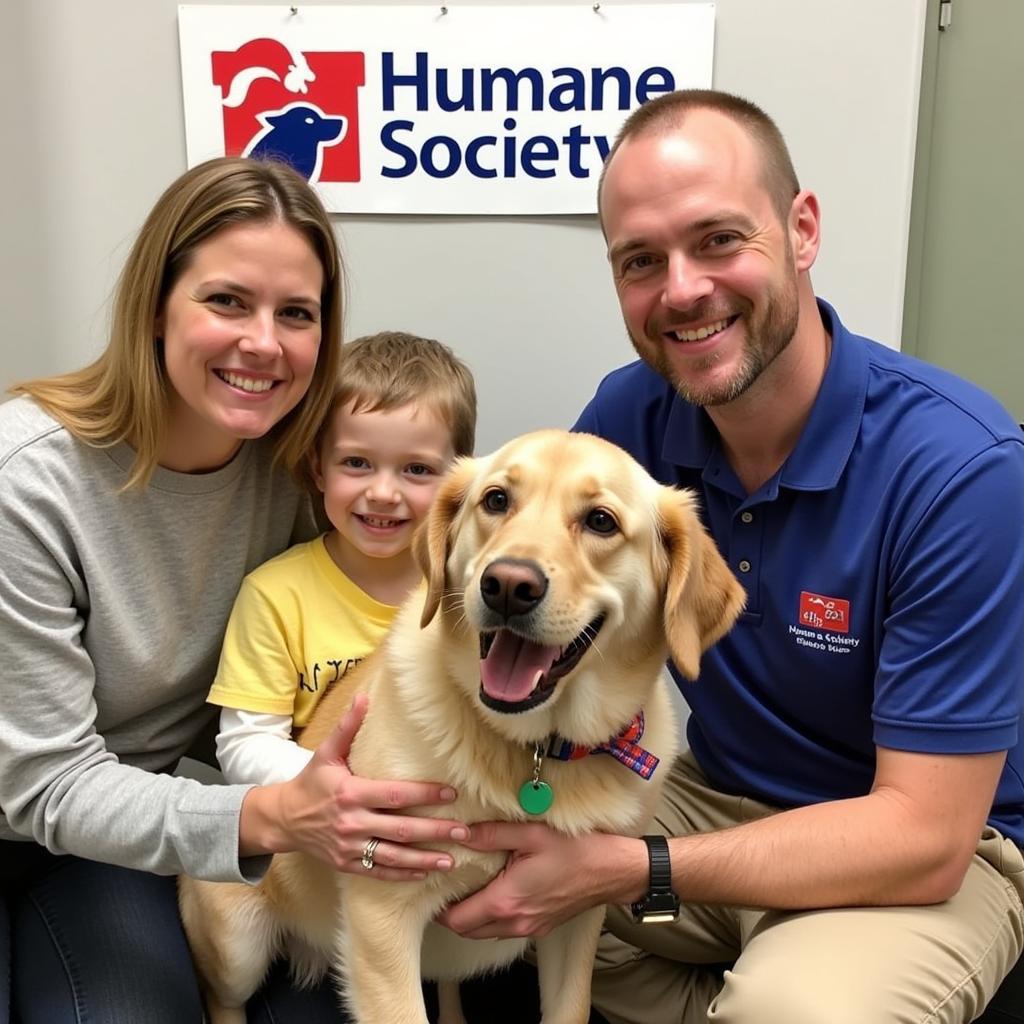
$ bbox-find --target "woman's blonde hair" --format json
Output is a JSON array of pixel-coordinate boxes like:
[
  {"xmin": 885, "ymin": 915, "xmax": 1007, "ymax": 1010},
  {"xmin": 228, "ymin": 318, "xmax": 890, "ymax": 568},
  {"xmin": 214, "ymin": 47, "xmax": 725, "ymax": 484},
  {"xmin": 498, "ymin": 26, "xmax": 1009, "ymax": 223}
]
[{"xmin": 12, "ymin": 157, "xmax": 344, "ymax": 489}]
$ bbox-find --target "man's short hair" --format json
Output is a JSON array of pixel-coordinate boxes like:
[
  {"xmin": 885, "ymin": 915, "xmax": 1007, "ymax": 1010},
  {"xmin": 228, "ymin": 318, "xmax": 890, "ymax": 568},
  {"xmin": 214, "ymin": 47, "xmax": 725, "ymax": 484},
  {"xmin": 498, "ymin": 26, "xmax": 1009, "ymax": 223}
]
[
  {"xmin": 327, "ymin": 331, "xmax": 477, "ymax": 458},
  {"xmin": 598, "ymin": 89, "xmax": 801, "ymax": 224}
]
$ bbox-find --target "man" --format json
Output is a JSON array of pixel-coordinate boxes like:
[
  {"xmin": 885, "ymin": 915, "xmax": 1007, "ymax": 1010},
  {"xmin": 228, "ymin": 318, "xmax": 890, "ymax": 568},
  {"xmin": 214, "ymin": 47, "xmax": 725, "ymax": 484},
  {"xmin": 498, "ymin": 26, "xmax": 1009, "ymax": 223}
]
[{"xmin": 440, "ymin": 90, "xmax": 1024, "ymax": 1023}]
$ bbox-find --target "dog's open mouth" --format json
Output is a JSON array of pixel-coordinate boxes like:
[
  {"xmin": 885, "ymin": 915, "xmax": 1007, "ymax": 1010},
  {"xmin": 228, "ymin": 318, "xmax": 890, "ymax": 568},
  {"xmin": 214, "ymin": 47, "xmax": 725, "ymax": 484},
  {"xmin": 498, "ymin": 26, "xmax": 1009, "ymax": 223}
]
[{"xmin": 477, "ymin": 615, "xmax": 605, "ymax": 713}]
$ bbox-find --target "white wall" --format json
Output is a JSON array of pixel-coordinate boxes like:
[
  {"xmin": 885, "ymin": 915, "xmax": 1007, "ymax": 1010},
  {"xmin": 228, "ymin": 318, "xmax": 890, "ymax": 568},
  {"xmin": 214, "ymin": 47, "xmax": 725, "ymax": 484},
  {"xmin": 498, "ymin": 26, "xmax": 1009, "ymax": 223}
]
[{"xmin": 3, "ymin": 0, "xmax": 927, "ymax": 455}]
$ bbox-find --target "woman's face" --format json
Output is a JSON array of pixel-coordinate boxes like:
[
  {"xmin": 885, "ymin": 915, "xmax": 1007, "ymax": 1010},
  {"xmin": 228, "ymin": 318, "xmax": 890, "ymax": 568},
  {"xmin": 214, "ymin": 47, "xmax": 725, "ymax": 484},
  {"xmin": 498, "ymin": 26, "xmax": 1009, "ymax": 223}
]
[{"xmin": 156, "ymin": 219, "xmax": 324, "ymax": 472}]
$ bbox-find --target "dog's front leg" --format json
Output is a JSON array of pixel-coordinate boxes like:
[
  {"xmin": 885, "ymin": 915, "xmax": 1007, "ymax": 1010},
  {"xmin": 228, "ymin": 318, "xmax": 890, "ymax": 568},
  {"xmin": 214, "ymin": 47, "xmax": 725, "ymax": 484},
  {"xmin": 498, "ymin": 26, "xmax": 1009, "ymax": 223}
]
[
  {"xmin": 436, "ymin": 979, "xmax": 467, "ymax": 1024},
  {"xmin": 536, "ymin": 905, "xmax": 605, "ymax": 1024},
  {"xmin": 340, "ymin": 879, "xmax": 435, "ymax": 1024}
]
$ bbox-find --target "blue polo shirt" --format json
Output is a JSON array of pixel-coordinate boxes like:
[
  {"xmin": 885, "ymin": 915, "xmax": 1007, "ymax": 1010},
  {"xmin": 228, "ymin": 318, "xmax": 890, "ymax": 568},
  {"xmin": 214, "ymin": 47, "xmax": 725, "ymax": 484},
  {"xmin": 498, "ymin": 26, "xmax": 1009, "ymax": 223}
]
[{"xmin": 575, "ymin": 300, "xmax": 1024, "ymax": 846}]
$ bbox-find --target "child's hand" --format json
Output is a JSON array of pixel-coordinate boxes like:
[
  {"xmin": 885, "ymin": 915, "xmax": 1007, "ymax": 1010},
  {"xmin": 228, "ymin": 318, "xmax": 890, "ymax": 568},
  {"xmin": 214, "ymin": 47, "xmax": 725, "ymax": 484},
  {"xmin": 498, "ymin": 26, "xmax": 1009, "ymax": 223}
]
[{"xmin": 269, "ymin": 693, "xmax": 470, "ymax": 879}]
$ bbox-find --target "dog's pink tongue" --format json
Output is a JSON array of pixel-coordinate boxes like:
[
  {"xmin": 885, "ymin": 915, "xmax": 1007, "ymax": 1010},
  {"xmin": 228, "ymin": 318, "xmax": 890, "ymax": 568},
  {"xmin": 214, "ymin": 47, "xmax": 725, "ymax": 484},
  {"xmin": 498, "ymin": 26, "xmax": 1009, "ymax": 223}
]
[{"xmin": 481, "ymin": 631, "xmax": 560, "ymax": 702}]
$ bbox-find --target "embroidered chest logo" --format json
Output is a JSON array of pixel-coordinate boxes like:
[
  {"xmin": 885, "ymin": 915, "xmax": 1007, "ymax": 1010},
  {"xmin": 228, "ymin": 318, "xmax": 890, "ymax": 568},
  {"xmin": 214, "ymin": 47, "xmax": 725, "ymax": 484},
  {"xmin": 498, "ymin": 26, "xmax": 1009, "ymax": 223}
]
[{"xmin": 798, "ymin": 591, "xmax": 850, "ymax": 633}]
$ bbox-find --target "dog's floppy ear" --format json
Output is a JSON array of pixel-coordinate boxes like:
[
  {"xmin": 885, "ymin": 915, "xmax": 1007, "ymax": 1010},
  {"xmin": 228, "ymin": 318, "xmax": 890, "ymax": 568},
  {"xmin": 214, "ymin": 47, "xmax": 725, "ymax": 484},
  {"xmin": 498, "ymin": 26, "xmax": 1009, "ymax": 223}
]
[
  {"xmin": 658, "ymin": 487, "xmax": 746, "ymax": 680},
  {"xmin": 413, "ymin": 457, "xmax": 477, "ymax": 627}
]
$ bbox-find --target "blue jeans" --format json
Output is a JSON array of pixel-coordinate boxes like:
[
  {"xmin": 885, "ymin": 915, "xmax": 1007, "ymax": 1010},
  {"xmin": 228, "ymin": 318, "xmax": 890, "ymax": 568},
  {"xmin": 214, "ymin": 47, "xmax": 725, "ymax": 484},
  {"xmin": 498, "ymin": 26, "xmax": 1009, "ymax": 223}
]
[{"xmin": 0, "ymin": 840, "xmax": 346, "ymax": 1024}]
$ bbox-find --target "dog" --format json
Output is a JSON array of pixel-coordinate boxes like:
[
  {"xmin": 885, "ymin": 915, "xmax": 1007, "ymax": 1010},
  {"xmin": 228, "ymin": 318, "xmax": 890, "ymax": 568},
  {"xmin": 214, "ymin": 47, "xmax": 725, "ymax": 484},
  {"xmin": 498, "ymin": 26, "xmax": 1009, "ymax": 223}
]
[
  {"xmin": 179, "ymin": 429, "xmax": 745, "ymax": 1024},
  {"xmin": 244, "ymin": 103, "xmax": 347, "ymax": 181}
]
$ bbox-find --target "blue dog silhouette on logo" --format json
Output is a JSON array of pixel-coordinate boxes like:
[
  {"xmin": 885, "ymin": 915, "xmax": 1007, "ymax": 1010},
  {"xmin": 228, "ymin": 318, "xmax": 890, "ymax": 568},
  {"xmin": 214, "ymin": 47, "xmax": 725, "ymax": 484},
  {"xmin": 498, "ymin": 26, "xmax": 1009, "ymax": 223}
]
[{"xmin": 243, "ymin": 102, "xmax": 347, "ymax": 182}]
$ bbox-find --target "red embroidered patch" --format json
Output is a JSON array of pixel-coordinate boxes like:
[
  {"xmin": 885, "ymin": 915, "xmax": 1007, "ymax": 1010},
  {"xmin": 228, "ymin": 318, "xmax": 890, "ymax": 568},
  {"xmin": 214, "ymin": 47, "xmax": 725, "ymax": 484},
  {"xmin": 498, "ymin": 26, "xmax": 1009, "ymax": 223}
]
[{"xmin": 799, "ymin": 591, "xmax": 850, "ymax": 633}]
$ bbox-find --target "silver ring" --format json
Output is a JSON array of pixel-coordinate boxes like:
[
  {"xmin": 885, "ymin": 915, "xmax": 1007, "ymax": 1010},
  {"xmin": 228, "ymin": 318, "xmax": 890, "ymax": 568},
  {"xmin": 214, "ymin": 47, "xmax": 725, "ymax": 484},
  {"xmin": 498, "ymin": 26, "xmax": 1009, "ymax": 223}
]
[{"xmin": 360, "ymin": 837, "xmax": 381, "ymax": 870}]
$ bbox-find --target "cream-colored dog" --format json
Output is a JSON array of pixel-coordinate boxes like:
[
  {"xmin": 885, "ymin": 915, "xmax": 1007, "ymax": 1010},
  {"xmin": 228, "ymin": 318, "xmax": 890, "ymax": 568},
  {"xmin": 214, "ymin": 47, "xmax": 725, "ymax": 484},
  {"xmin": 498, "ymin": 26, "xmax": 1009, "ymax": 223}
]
[{"xmin": 179, "ymin": 429, "xmax": 744, "ymax": 1024}]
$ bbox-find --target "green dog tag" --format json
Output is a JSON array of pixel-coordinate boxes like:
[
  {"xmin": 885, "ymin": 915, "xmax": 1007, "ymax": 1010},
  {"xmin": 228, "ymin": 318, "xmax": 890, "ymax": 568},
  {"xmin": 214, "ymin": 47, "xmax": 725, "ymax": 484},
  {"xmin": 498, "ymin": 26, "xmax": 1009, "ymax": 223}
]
[{"xmin": 518, "ymin": 779, "xmax": 554, "ymax": 815}]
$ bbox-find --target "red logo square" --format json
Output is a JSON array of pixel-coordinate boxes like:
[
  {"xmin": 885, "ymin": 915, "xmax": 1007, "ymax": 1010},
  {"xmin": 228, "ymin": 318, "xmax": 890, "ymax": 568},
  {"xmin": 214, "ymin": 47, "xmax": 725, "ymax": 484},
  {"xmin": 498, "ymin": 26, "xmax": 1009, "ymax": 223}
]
[
  {"xmin": 212, "ymin": 38, "xmax": 365, "ymax": 183},
  {"xmin": 798, "ymin": 591, "xmax": 850, "ymax": 633}
]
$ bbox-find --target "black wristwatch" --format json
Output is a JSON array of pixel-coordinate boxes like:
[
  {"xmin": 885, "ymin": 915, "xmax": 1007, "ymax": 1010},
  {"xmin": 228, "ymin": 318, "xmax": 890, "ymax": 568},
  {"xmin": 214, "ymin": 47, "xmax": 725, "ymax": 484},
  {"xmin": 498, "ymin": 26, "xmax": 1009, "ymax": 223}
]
[{"xmin": 630, "ymin": 835, "xmax": 680, "ymax": 924}]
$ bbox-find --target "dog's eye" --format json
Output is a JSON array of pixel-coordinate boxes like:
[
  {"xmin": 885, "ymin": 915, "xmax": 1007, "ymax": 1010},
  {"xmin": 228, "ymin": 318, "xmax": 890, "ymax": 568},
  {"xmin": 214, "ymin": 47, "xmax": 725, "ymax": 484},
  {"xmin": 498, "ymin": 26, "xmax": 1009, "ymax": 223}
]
[
  {"xmin": 482, "ymin": 488, "xmax": 509, "ymax": 514},
  {"xmin": 584, "ymin": 508, "xmax": 619, "ymax": 535}
]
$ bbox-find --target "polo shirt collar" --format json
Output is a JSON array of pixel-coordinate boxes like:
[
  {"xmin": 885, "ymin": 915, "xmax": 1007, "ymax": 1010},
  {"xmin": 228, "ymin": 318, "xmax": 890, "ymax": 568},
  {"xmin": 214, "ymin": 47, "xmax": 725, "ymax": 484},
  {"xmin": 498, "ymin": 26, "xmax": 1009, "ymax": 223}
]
[{"xmin": 661, "ymin": 299, "xmax": 868, "ymax": 493}]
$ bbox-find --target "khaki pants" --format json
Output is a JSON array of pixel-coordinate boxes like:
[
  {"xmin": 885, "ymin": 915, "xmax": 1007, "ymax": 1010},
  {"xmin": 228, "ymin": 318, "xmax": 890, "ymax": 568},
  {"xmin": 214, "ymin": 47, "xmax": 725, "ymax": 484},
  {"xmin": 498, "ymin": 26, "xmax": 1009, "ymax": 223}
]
[{"xmin": 593, "ymin": 753, "xmax": 1024, "ymax": 1024}]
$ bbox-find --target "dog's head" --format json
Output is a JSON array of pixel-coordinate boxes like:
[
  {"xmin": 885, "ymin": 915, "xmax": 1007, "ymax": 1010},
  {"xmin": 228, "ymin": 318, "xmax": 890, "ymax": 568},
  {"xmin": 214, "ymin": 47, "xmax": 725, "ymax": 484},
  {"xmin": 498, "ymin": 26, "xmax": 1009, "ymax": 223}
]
[{"xmin": 414, "ymin": 430, "xmax": 745, "ymax": 744}]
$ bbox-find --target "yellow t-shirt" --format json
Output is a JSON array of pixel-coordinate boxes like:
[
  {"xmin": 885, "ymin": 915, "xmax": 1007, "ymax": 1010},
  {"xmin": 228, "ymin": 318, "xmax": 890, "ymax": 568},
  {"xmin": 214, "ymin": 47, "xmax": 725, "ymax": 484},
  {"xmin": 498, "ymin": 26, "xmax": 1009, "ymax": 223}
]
[{"xmin": 208, "ymin": 535, "xmax": 397, "ymax": 727}]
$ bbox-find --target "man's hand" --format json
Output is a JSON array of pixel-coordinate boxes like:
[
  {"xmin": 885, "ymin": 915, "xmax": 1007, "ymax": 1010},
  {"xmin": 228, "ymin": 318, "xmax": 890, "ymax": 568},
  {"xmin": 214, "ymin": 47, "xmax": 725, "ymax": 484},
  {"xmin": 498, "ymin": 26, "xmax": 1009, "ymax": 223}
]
[{"xmin": 438, "ymin": 821, "xmax": 644, "ymax": 938}]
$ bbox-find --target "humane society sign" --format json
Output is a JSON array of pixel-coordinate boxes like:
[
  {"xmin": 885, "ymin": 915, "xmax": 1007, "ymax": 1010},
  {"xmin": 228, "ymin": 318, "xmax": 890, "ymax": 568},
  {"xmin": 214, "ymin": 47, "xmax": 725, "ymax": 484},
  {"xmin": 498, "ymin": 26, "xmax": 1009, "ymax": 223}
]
[{"xmin": 178, "ymin": 4, "xmax": 714, "ymax": 214}]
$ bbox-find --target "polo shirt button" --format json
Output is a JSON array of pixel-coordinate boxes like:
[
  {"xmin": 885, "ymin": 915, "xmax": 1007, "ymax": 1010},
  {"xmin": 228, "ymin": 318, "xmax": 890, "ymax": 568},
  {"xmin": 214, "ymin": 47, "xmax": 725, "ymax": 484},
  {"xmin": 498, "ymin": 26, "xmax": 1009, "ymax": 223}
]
[
  {"xmin": 738, "ymin": 559, "xmax": 752, "ymax": 573},
  {"xmin": 740, "ymin": 511, "xmax": 754, "ymax": 524}
]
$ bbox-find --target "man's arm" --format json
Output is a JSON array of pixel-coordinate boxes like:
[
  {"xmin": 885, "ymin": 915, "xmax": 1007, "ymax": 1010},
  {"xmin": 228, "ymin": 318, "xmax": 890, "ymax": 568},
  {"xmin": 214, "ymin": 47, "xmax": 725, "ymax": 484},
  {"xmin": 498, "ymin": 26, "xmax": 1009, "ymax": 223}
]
[
  {"xmin": 440, "ymin": 747, "xmax": 1004, "ymax": 939},
  {"xmin": 657, "ymin": 747, "xmax": 1004, "ymax": 908}
]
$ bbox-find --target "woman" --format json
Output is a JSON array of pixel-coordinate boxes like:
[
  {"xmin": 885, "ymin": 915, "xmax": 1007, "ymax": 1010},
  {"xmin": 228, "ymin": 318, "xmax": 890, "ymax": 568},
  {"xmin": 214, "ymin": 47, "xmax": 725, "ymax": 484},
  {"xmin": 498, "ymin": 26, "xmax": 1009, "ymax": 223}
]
[{"xmin": 0, "ymin": 157, "xmax": 465, "ymax": 1024}]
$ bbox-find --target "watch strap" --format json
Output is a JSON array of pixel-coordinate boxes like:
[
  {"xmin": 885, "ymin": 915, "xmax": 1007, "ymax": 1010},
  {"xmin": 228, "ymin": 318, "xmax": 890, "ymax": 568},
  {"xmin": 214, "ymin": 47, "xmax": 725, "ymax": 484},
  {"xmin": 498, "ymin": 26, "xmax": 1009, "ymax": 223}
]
[
  {"xmin": 630, "ymin": 834, "xmax": 680, "ymax": 924},
  {"xmin": 644, "ymin": 834, "xmax": 672, "ymax": 893}
]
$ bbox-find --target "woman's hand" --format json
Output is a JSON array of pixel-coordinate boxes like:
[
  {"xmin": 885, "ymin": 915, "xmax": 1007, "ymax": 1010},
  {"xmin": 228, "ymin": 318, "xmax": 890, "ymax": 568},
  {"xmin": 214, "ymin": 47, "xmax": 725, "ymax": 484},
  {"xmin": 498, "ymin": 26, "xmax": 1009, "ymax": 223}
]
[{"xmin": 239, "ymin": 694, "xmax": 469, "ymax": 880}]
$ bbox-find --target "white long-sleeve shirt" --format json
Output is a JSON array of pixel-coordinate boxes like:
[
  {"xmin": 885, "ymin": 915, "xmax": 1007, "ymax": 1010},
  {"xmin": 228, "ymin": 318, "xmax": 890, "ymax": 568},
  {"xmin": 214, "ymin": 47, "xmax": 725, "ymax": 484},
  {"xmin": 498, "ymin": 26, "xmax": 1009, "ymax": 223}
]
[{"xmin": 216, "ymin": 708, "xmax": 315, "ymax": 784}]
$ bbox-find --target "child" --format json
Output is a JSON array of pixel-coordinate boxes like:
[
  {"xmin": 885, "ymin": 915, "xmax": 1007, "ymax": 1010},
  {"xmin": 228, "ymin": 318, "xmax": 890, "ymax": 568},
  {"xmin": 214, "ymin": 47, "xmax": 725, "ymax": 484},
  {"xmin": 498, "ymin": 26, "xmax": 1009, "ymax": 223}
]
[{"xmin": 207, "ymin": 330, "xmax": 477, "ymax": 785}]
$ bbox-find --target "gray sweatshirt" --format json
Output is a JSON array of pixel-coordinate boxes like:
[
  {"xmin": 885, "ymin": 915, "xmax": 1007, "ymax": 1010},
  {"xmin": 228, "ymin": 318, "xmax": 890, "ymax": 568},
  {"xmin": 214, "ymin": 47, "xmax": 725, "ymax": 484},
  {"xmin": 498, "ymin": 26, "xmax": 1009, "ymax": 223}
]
[{"xmin": 0, "ymin": 397, "xmax": 316, "ymax": 881}]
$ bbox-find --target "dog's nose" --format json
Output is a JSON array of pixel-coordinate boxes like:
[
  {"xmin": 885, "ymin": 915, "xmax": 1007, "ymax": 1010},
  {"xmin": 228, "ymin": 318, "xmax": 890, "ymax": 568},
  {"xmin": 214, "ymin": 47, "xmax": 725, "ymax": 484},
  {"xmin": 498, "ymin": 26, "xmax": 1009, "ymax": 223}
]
[{"xmin": 480, "ymin": 558, "xmax": 548, "ymax": 620}]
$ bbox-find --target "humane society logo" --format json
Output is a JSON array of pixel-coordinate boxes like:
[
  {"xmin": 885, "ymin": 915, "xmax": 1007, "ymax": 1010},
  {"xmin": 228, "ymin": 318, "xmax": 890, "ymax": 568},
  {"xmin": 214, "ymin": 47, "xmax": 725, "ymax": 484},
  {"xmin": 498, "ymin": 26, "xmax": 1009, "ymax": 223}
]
[
  {"xmin": 798, "ymin": 591, "xmax": 850, "ymax": 634},
  {"xmin": 212, "ymin": 39, "xmax": 365, "ymax": 183},
  {"xmin": 210, "ymin": 38, "xmax": 677, "ymax": 186},
  {"xmin": 788, "ymin": 590, "xmax": 860, "ymax": 657}
]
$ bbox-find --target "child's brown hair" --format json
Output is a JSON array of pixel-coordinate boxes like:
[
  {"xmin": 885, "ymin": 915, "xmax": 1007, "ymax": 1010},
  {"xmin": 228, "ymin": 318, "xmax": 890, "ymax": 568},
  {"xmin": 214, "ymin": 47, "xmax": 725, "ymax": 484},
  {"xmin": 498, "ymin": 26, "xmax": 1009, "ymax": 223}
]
[{"xmin": 326, "ymin": 331, "xmax": 476, "ymax": 457}]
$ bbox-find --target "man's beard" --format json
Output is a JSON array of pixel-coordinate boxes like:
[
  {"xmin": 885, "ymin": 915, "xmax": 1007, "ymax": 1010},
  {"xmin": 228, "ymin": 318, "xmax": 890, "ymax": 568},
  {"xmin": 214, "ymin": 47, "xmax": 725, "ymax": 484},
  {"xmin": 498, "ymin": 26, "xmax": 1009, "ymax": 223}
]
[{"xmin": 629, "ymin": 275, "xmax": 800, "ymax": 408}]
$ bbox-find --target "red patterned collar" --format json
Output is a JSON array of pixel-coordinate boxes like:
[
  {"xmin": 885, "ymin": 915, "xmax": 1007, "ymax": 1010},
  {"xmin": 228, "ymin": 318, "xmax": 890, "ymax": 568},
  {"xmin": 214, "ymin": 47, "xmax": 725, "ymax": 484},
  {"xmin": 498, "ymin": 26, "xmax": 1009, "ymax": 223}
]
[{"xmin": 545, "ymin": 711, "xmax": 660, "ymax": 780}]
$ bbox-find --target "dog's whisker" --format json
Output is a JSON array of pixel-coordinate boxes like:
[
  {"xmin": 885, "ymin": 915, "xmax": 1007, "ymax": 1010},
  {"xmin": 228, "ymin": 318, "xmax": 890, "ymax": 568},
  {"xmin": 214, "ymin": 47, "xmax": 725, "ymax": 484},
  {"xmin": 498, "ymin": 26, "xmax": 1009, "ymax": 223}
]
[
  {"xmin": 442, "ymin": 592, "xmax": 470, "ymax": 631},
  {"xmin": 439, "ymin": 589, "xmax": 468, "ymax": 629}
]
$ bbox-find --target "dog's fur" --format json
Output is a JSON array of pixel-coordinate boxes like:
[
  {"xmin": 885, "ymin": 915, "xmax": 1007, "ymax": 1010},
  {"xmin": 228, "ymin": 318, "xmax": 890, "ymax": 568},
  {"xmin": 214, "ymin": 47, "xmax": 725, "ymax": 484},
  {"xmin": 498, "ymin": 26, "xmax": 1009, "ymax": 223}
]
[{"xmin": 179, "ymin": 429, "xmax": 745, "ymax": 1024}]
